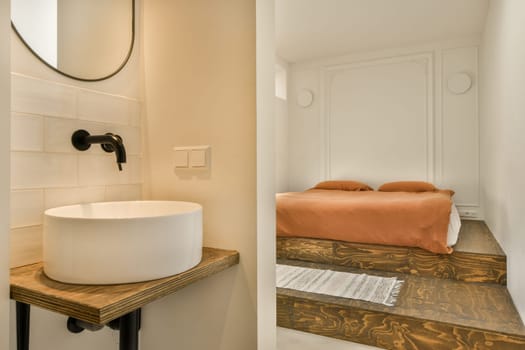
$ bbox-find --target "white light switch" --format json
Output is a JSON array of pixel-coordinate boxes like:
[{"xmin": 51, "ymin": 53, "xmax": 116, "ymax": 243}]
[
  {"xmin": 190, "ymin": 150, "xmax": 206, "ymax": 168},
  {"xmin": 174, "ymin": 150, "xmax": 189, "ymax": 168},
  {"xmin": 173, "ymin": 145, "xmax": 210, "ymax": 170}
]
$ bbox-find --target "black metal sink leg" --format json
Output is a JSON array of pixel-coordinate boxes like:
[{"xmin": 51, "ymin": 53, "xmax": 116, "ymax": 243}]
[
  {"xmin": 119, "ymin": 309, "xmax": 141, "ymax": 350},
  {"xmin": 16, "ymin": 302, "xmax": 30, "ymax": 350},
  {"xmin": 17, "ymin": 302, "xmax": 140, "ymax": 350}
]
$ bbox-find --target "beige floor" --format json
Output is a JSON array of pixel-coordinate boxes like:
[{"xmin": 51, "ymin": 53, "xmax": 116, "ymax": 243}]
[{"xmin": 277, "ymin": 327, "xmax": 381, "ymax": 350}]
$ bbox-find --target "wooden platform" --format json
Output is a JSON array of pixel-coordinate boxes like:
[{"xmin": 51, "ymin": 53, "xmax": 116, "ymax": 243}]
[
  {"xmin": 10, "ymin": 247, "xmax": 239, "ymax": 325},
  {"xmin": 277, "ymin": 260, "xmax": 525, "ymax": 350},
  {"xmin": 277, "ymin": 220, "xmax": 507, "ymax": 284},
  {"xmin": 276, "ymin": 220, "xmax": 525, "ymax": 349}
]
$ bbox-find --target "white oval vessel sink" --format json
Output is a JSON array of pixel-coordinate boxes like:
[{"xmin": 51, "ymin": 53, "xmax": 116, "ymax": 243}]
[{"xmin": 43, "ymin": 201, "xmax": 203, "ymax": 285}]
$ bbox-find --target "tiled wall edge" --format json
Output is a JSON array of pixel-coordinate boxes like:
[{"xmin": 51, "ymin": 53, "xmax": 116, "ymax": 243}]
[
  {"xmin": 10, "ymin": 183, "xmax": 143, "ymax": 229},
  {"xmin": 10, "ymin": 71, "xmax": 144, "ymax": 268},
  {"xmin": 10, "ymin": 72, "xmax": 141, "ymax": 102}
]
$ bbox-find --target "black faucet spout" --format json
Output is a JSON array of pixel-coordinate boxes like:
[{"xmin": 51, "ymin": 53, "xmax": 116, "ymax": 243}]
[
  {"xmin": 72, "ymin": 129, "xmax": 127, "ymax": 171},
  {"xmin": 87, "ymin": 133, "xmax": 127, "ymax": 166}
]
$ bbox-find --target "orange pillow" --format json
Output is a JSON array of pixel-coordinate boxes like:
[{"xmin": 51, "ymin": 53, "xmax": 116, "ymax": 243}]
[
  {"xmin": 378, "ymin": 181, "xmax": 455, "ymax": 197},
  {"xmin": 313, "ymin": 180, "xmax": 373, "ymax": 191},
  {"xmin": 378, "ymin": 181, "xmax": 437, "ymax": 193},
  {"xmin": 436, "ymin": 189, "xmax": 455, "ymax": 197}
]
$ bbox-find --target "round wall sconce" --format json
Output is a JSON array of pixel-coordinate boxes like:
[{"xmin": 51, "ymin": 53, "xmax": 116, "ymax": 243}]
[
  {"xmin": 297, "ymin": 89, "xmax": 314, "ymax": 108},
  {"xmin": 447, "ymin": 73, "xmax": 472, "ymax": 94}
]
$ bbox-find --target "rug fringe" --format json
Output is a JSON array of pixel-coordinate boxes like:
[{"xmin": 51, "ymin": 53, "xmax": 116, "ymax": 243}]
[{"xmin": 384, "ymin": 280, "xmax": 404, "ymax": 306}]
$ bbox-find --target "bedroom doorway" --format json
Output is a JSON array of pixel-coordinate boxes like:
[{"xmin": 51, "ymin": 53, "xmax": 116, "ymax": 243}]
[{"xmin": 272, "ymin": 1, "xmax": 506, "ymax": 350}]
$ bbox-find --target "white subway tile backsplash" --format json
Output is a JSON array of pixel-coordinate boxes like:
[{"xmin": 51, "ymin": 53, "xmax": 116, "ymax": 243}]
[
  {"xmin": 10, "ymin": 225, "xmax": 43, "ymax": 268},
  {"xmin": 11, "ymin": 152, "xmax": 78, "ymax": 189},
  {"xmin": 105, "ymin": 184, "xmax": 142, "ymax": 201},
  {"xmin": 10, "ymin": 74, "xmax": 142, "ymax": 268},
  {"xmin": 10, "ymin": 190, "xmax": 44, "ymax": 228},
  {"xmin": 11, "ymin": 113, "xmax": 44, "ymax": 151},
  {"xmin": 76, "ymin": 120, "xmax": 117, "ymax": 135},
  {"xmin": 77, "ymin": 154, "xmax": 131, "ymax": 186},
  {"xmin": 77, "ymin": 90, "xmax": 134, "ymax": 125},
  {"xmin": 44, "ymin": 117, "xmax": 77, "ymax": 153},
  {"xmin": 11, "ymin": 74, "xmax": 76, "ymax": 118},
  {"xmin": 45, "ymin": 186, "xmax": 106, "ymax": 209}
]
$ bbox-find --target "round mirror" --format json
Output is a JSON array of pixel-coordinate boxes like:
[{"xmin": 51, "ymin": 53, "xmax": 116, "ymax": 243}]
[{"xmin": 11, "ymin": 0, "xmax": 135, "ymax": 81}]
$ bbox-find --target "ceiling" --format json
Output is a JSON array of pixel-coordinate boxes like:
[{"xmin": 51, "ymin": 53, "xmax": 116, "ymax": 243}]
[{"xmin": 276, "ymin": 0, "xmax": 489, "ymax": 63}]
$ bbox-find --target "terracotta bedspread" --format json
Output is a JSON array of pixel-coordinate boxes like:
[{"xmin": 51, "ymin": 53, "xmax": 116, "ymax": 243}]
[{"xmin": 276, "ymin": 189, "xmax": 453, "ymax": 254}]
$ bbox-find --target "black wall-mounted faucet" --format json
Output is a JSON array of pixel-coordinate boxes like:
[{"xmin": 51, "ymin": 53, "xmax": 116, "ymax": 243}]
[{"xmin": 72, "ymin": 129, "xmax": 127, "ymax": 171}]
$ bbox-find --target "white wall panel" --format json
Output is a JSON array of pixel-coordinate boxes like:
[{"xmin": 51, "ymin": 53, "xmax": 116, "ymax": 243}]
[
  {"xmin": 275, "ymin": 97, "xmax": 289, "ymax": 192},
  {"xmin": 288, "ymin": 69, "xmax": 322, "ymax": 191},
  {"xmin": 287, "ymin": 41, "xmax": 480, "ymax": 216},
  {"xmin": 442, "ymin": 47, "xmax": 479, "ymax": 208},
  {"xmin": 275, "ymin": 57, "xmax": 289, "ymax": 193},
  {"xmin": 323, "ymin": 55, "xmax": 432, "ymax": 188}
]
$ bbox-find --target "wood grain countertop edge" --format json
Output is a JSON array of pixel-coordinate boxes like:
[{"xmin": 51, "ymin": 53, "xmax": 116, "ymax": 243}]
[{"xmin": 10, "ymin": 247, "xmax": 240, "ymax": 325}]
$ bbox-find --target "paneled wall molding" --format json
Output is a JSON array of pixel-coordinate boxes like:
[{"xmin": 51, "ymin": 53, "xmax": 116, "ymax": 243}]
[
  {"xmin": 319, "ymin": 52, "xmax": 435, "ymax": 182},
  {"xmin": 291, "ymin": 36, "xmax": 481, "ymax": 72},
  {"xmin": 11, "ymin": 72, "xmax": 142, "ymax": 102},
  {"xmin": 288, "ymin": 42, "xmax": 480, "ymax": 216},
  {"xmin": 440, "ymin": 47, "xmax": 480, "ymax": 209}
]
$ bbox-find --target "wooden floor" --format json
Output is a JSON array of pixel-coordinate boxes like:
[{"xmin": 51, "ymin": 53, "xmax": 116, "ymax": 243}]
[
  {"xmin": 277, "ymin": 220, "xmax": 525, "ymax": 350},
  {"xmin": 277, "ymin": 220, "xmax": 507, "ymax": 284},
  {"xmin": 453, "ymin": 220, "xmax": 505, "ymax": 255}
]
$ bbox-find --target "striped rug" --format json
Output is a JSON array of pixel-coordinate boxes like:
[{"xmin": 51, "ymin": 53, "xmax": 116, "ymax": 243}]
[{"xmin": 276, "ymin": 264, "xmax": 404, "ymax": 306}]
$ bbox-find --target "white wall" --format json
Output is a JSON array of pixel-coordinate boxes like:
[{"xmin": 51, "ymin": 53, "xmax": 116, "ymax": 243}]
[
  {"xmin": 287, "ymin": 39, "xmax": 481, "ymax": 218},
  {"xmin": 0, "ymin": 0, "xmax": 11, "ymax": 347},
  {"xmin": 480, "ymin": 0, "xmax": 525, "ymax": 320},
  {"xmin": 276, "ymin": 0, "xmax": 488, "ymax": 63},
  {"xmin": 275, "ymin": 58, "xmax": 289, "ymax": 193},
  {"xmin": 275, "ymin": 98, "xmax": 288, "ymax": 192}
]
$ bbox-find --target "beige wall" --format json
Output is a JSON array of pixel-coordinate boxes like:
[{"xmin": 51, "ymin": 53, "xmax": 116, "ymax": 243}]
[
  {"xmin": 480, "ymin": 0, "xmax": 525, "ymax": 320},
  {"xmin": 0, "ymin": 0, "xmax": 11, "ymax": 347},
  {"xmin": 142, "ymin": 0, "xmax": 258, "ymax": 348}
]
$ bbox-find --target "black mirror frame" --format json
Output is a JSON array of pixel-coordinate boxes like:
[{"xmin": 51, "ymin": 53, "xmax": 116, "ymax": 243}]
[{"xmin": 11, "ymin": 0, "xmax": 135, "ymax": 82}]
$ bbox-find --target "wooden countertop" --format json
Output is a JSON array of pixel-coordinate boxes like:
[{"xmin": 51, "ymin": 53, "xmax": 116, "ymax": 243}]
[{"xmin": 10, "ymin": 247, "xmax": 239, "ymax": 325}]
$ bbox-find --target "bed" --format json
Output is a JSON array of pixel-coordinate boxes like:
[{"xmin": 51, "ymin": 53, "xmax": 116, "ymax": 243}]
[{"xmin": 276, "ymin": 181, "xmax": 461, "ymax": 254}]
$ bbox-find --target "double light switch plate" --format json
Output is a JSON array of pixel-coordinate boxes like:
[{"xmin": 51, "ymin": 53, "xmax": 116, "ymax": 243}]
[{"xmin": 174, "ymin": 145, "xmax": 210, "ymax": 169}]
